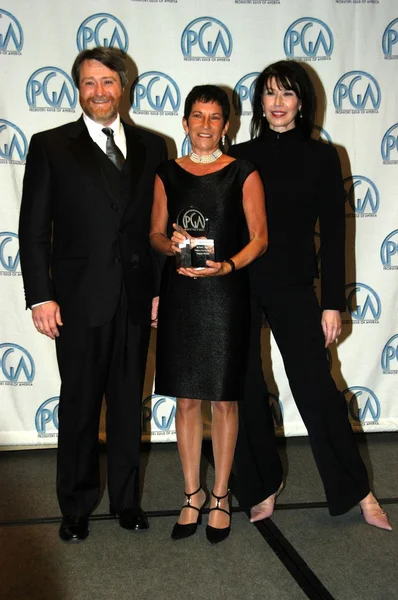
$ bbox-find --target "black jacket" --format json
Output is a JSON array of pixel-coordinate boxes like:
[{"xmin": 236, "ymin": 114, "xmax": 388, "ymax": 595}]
[
  {"xmin": 229, "ymin": 127, "xmax": 346, "ymax": 311},
  {"xmin": 19, "ymin": 117, "xmax": 167, "ymax": 326}
]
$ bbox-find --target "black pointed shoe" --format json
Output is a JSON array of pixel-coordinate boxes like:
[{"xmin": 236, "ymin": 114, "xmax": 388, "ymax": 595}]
[
  {"xmin": 59, "ymin": 516, "xmax": 89, "ymax": 542},
  {"xmin": 206, "ymin": 490, "xmax": 231, "ymax": 544},
  {"xmin": 171, "ymin": 486, "xmax": 207, "ymax": 540},
  {"xmin": 110, "ymin": 506, "xmax": 149, "ymax": 531}
]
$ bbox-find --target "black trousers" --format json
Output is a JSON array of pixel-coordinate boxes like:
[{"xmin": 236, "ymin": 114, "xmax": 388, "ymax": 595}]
[
  {"xmin": 55, "ymin": 289, "xmax": 150, "ymax": 517},
  {"xmin": 235, "ymin": 285, "xmax": 370, "ymax": 516}
]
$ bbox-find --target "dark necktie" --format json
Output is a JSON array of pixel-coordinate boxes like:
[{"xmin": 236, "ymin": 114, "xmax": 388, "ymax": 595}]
[{"xmin": 102, "ymin": 127, "xmax": 125, "ymax": 171}]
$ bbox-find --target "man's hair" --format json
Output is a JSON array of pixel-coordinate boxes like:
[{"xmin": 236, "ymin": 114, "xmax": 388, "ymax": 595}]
[{"xmin": 71, "ymin": 47, "xmax": 128, "ymax": 88}]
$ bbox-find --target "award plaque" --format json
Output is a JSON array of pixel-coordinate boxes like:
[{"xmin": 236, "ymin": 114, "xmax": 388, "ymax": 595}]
[{"xmin": 176, "ymin": 206, "xmax": 215, "ymax": 270}]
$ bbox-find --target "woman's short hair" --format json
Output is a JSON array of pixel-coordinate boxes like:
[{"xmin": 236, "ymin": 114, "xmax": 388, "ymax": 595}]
[
  {"xmin": 184, "ymin": 85, "xmax": 230, "ymax": 125},
  {"xmin": 250, "ymin": 60, "xmax": 316, "ymax": 139},
  {"xmin": 71, "ymin": 47, "xmax": 128, "ymax": 89}
]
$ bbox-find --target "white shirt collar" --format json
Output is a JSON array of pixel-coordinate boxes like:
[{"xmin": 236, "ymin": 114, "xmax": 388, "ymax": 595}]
[
  {"xmin": 82, "ymin": 112, "xmax": 123, "ymax": 140},
  {"xmin": 82, "ymin": 112, "xmax": 127, "ymax": 158}
]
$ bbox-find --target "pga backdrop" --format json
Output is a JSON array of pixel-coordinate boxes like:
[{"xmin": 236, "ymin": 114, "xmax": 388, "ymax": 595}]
[{"xmin": 0, "ymin": 0, "xmax": 397, "ymax": 446}]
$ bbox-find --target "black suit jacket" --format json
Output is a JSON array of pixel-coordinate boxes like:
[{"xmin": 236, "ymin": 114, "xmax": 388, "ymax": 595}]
[
  {"xmin": 229, "ymin": 127, "xmax": 346, "ymax": 311},
  {"xmin": 19, "ymin": 117, "xmax": 167, "ymax": 326}
]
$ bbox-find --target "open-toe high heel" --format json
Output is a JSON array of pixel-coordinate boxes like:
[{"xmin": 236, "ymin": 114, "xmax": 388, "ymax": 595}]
[
  {"xmin": 206, "ymin": 490, "xmax": 231, "ymax": 544},
  {"xmin": 360, "ymin": 495, "xmax": 392, "ymax": 531},
  {"xmin": 171, "ymin": 486, "xmax": 207, "ymax": 540},
  {"xmin": 250, "ymin": 481, "xmax": 284, "ymax": 523}
]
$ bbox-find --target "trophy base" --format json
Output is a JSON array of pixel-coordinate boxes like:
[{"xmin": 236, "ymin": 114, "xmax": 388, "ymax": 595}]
[{"xmin": 176, "ymin": 239, "xmax": 215, "ymax": 269}]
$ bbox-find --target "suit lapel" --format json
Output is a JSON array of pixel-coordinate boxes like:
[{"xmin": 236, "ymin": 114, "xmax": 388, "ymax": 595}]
[
  {"xmin": 67, "ymin": 117, "xmax": 114, "ymax": 202},
  {"xmin": 121, "ymin": 123, "xmax": 147, "ymax": 221},
  {"xmin": 123, "ymin": 122, "xmax": 146, "ymax": 194},
  {"xmin": 67, "ymin": 118, "xmax": 147, "ymax": 210}
]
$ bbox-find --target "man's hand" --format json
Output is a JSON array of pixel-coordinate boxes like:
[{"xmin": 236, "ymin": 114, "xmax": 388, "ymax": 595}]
[
  {"xmin": 32, "ymin": 301, "xmax": 63, "ymax": 340},
  {"xmin": 151, "ymin": 296, "xmax": 159, "ymax": 328},
  {"xmin": 321, "ymin": 309, "xmax": 342, "ymax": 348}
]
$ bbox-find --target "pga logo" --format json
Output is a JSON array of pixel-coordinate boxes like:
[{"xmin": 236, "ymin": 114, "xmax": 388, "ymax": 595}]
[
  {"xmin": 142, "ymin": 395, "xmax": 176, "ymax": 435},
  {"xmin": 382, "ymin": 18, "xmax": 398, "ymax": 58},
  {"xmin": 181, "ymin": 17, "xmax": 232, "ymax": 59},
  {"xmin": 0, "ymin": 232, "xmax": 20, "ymax": 273},
  {"xmin": 131, "ymin": 71, "xmax": 180, "ymax": 114},
  {"xmin": 0, "ymin": 9, "xmax": 23, "ymax": 53},
  {"xmin": 344, "ymin": 283, "xmax": 381, "ymax": 323},
  {"xmin": 344, "ymin": 176, "xmax": 379, "ymax": 217},
  {"xmin": 180, "ymin": 209, "xmax": 206, "ymax": 232},
  {"xmin": 312, "ymin": 125, "xmax": 332, "ymax": 144},
  {"xmin": 284, "ymin": 18, "xmax": 333, "ymax": 60},
  {"xmin": 0, "ymin": 343, "xmax": 35, "ymax": 384},
  {"xmin": 343, "ymin": 387, "xmax": 380, "ymax": 424},
  {"xmin": 77, "ymin": 13, "xmax": 128, "ymax": 52},
  {"xmin": 381, "ymin": 123, "xmax": 398, "ymax": 164},
  {"xmin": 381, "ymin": 334, "xmax": 398, "ymax": 374},
  {"xmin": 0, "ymin": 120, "xmax": 28, "ymax": 162},
  {"xmin": 333, "ymin": 71, "xmax": 380, "ymax": 113},
  {"xmin": 35, "ymin": 396, "xmax": 59, "ymax": 436},
  {"xmin": 380, "ymin": 230, "xmax": 398, "ymax": 270},
  {"xmin": 233, "ymin": 73, "xmax": 259, "ymax": 116},
  {"xmin": 26, "ymin": 67, "xmax": 77, "ymax": 110}
]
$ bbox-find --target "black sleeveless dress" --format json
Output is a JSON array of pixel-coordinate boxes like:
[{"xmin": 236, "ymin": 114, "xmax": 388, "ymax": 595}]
[{"xmin": 155, "ymin": 159, "xmax": 256, "ymax": 402}]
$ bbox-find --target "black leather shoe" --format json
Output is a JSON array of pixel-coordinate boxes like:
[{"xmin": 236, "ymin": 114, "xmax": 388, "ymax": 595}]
[
  {"xmin": 59, "ymin": 516, "xmax": 89, "ymax": 542},
  {"xmin": 110, "ymin": 505, "xmax": 149, "ymax": 531}
]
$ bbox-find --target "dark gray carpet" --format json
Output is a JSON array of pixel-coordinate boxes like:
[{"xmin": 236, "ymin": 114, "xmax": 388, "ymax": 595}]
[
  {"xmin": 0, "ymin": 443, "xmax": 216, "ymax": 520},
  {"xmin": 0, "ymin": 515, "xmax": 308, "ymax": 600},
  {"xmin": 1, "ymin": 433, "xmax": 396, "ymax": 521},
  {"xmin": 0, "ymin": 433, "xmax": 396, "ymax": 600},
  {"xmin": 273, "ymin": 504, "xmax": 398, "ymax": 600},
  {"xmin": 274, "ymin": 432, "xmax": 398, "ymax": 505}
]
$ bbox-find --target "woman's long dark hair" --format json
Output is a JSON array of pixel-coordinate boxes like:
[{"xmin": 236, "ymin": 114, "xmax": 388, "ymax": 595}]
[{"xmin": 250, "ymin": 61, "xmax": 316, "ymax": 139}]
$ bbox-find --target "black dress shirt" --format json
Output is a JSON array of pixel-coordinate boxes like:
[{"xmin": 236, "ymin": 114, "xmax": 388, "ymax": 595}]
[{"xmin": 229, "ymin": 127, "xmax": 346, "ymax": 311}]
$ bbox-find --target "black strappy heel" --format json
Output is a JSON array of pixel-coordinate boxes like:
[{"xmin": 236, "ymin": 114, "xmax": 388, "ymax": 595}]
[
  {"xmin": 206, "ymin": 489, "xmax": 231, "ymax": 544},
  {"xmin": 171, "ymin": 486, "xmax": 207, "ymax": 540}
]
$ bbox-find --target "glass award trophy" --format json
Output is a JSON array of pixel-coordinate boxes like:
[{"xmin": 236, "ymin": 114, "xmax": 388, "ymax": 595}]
[{"xmin": 175, "ymin": 206, "xmax": 215, "ymax": 269}]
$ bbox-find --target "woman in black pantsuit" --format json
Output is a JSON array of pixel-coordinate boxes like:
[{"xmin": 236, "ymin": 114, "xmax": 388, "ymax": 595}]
[{"xmin": 229, "ymin": 61, "xmax": 392, "ymax": 530}]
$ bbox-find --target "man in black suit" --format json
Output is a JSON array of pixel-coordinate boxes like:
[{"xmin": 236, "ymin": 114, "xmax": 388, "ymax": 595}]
[{"xmin": 19, "ymin": 47, "xmax": 167, "ymax": 542}]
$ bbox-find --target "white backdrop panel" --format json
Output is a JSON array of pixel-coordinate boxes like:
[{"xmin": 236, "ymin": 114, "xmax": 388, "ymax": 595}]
[{"xmin": 0, "ymin": 0, "xmax": 397, "ymax": 445}]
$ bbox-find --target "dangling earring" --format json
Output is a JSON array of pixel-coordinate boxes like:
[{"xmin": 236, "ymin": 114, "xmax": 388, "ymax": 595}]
[
  {"xmin": 222, "ymin": 135, "xmax": 226, "ymax": 146},
  {"xmin": 299, "ymin": 110, "xmax": 303, "ymax": 119}
]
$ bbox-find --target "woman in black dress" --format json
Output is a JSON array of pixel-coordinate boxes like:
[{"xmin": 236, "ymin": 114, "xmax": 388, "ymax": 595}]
[
  {"xmin": 150, "ymin": 85, "xmax": 267, "ymax": 543},
  {"xmin": 229, "ymin": 61, "xmax": 392, "ymax": 531}
]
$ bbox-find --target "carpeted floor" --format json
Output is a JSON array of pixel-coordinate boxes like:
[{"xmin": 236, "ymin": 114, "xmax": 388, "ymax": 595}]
[{"xmin": 0, "ymin": 433, "xmax": 397, "ymax": 600}]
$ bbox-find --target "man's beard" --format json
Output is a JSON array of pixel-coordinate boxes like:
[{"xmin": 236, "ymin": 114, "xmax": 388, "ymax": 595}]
[{"xmin": 80, "ymin": 95, "xmax": 119, "ymax": 124}]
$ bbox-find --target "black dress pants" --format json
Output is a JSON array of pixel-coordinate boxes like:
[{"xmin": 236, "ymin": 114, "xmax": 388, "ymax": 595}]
[
  {"xmin": 55, "ymin": 290, "xmax": 150, "ymax": 517},
  {"xmin": 235, "ymin": 285, "xmax": 370, "ymax": 516}
]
